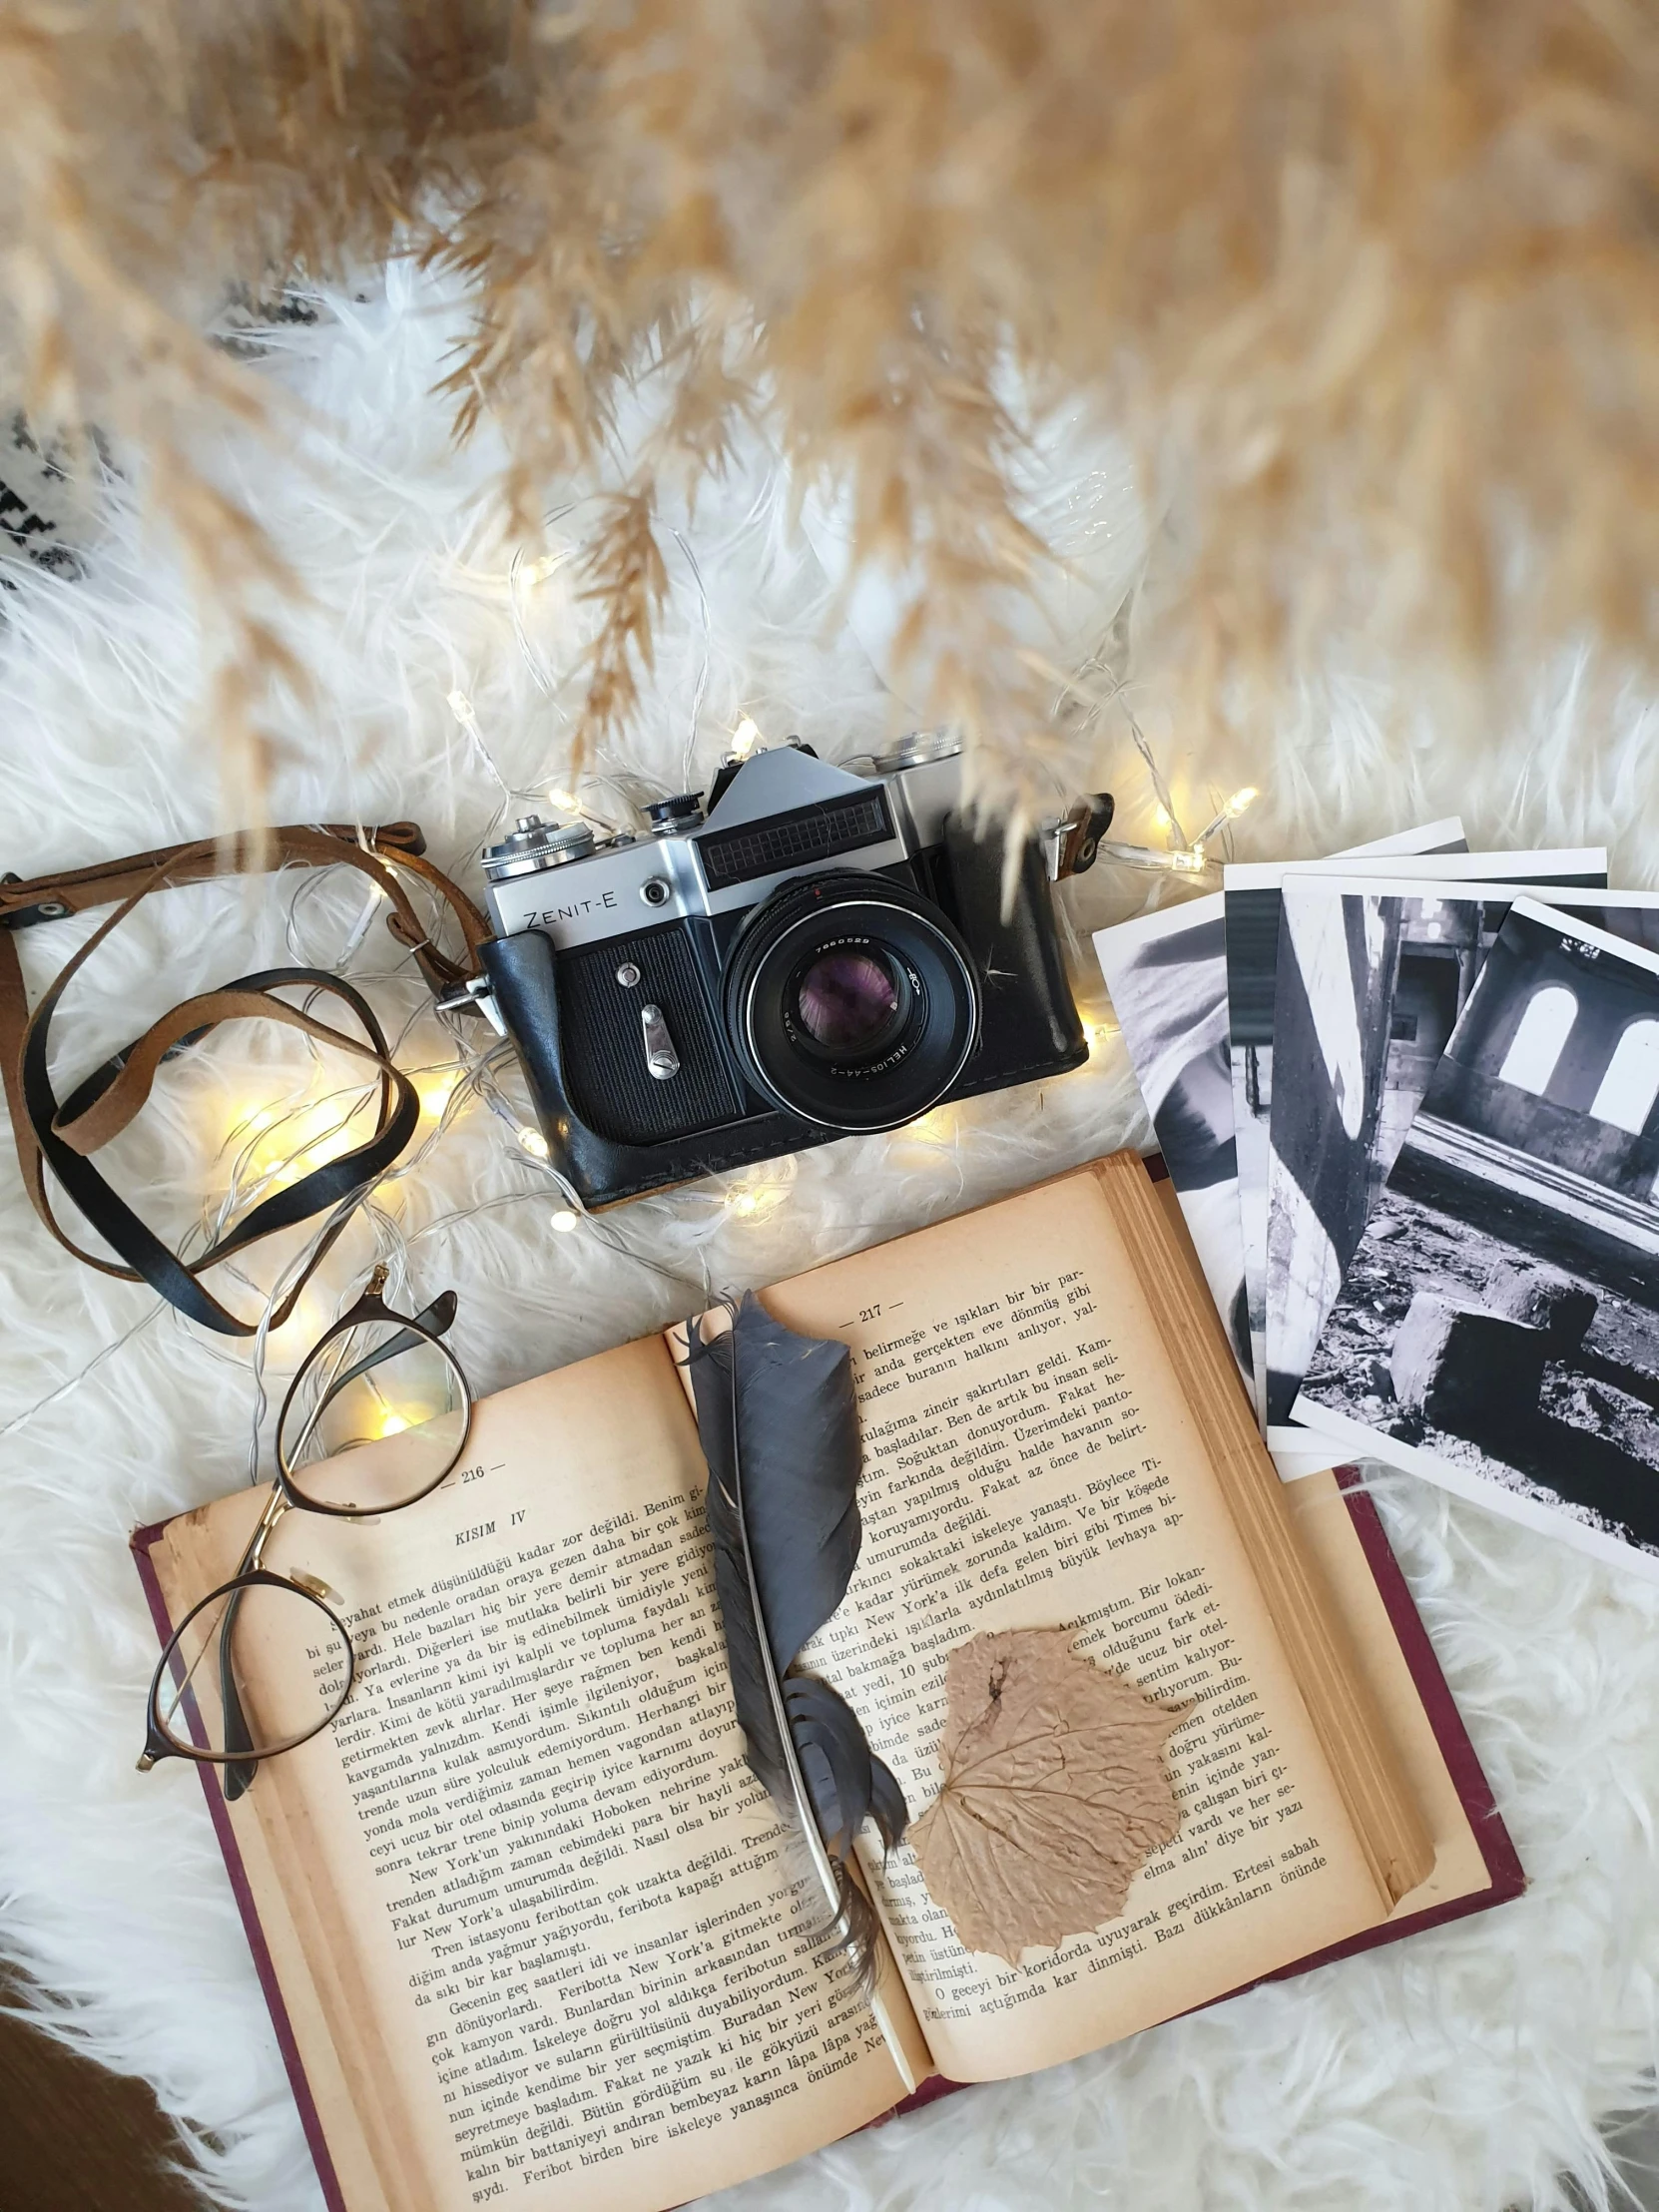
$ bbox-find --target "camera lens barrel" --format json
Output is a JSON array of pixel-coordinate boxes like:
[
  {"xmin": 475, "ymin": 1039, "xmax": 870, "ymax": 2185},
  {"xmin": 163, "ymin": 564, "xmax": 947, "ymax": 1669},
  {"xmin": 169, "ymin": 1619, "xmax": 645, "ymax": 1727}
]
[{"xmin": 723, "ymin": 870, "xmax": 980, "ymax": 1131}]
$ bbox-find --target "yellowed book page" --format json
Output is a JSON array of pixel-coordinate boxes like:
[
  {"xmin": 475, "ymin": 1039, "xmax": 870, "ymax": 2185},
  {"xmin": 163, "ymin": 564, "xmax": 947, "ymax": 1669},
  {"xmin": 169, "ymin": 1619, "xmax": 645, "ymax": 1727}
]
[
  {"xmin": 147, "ymin": 1336, "xmax": 925, "ymax": 2212},
  {"xmin": 1148, "ymin": 1172, "xmax": 1489, "ymax": 1921},
  {"xmin": 1106, "ymin": 1155, "xmax": 1429, "ymax": 1908},
  {"xmin": 758, "ymin": 1173, "xmax": 1392, "ymax": 2083},
  {"xmin": 1283, "ymin": 1472, "xmax": 1492, "ymax": 1921}
]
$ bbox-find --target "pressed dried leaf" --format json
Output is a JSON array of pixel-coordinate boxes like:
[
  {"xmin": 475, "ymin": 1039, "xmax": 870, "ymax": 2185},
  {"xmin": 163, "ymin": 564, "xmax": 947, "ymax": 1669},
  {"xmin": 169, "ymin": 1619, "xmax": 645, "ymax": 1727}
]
[{"xmin": 910, "ymin": 1628, "xmax": 1190, "ymax": 1965}]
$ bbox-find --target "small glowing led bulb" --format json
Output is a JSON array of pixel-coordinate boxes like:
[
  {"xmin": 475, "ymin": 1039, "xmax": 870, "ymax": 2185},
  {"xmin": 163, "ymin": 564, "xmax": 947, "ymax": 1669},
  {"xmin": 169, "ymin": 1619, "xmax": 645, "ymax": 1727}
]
[
  {"xmin": 730, "ymin": 716, "xmax": 763, "ymax": 760},
  {"xmin": 550, "ymin": 1208, "xmax": 580, "ymax": 1234},
  {"xmin": 416, "ymin": 1071, "xmax": 460, "ymax": 1118}
]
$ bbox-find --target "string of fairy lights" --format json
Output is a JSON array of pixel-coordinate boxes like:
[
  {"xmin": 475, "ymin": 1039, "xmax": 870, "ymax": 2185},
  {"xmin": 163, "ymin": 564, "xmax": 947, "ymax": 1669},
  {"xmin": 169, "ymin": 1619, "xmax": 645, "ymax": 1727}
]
[
  {"xmin": 0, "ymin": 525, "xmax": 1260, "ymax": 1450},
  {"xmin": 233, "ymin": 668, "xmax": 1261, "ymax": 1285}
]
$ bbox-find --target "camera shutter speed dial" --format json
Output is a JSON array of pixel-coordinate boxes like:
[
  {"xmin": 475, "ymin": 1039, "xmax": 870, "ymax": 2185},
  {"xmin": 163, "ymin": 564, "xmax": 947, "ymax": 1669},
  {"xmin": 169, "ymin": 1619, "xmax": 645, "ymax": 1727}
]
[{"xmin": 645, "ymin": 794, "xmax": 703, "ymax": 832}]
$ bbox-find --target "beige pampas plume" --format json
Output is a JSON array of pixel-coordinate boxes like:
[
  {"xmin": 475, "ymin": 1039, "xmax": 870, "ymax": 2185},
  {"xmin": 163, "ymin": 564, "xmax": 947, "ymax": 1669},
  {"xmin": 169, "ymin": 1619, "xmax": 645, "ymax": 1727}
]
[{"xmin": 2, "ymin": 0, "xmax": 1654, "ymax": 813}]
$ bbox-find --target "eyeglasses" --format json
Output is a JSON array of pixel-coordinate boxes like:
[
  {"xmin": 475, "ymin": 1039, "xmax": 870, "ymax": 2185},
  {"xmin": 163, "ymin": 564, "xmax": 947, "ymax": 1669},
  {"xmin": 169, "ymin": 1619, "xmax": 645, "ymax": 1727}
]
[{"xmin": 139, "ymin": 1266, "xmax": 473, "ymax": 1800}]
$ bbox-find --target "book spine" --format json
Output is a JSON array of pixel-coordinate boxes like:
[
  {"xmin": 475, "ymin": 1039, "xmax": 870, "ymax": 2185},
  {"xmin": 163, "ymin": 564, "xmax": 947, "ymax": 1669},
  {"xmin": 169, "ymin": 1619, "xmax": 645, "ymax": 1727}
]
[{"xmin": 130, "ymin": 1524, "xmax": 350, "ymax": 2212}]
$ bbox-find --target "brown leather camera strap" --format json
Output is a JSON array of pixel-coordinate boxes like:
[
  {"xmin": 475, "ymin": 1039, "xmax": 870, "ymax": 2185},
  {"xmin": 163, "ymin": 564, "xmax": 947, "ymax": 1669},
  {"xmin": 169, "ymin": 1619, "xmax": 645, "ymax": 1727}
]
[{"xmin": 0, "ymin": 823, "xmax": 491, "ymax": 1336}]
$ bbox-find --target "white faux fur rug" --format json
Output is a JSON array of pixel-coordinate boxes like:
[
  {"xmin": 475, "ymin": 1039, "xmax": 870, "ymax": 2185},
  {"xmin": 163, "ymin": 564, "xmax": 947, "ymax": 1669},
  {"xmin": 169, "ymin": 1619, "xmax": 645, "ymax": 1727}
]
[{"xmin": 3, "ymin": 267, "xmax": 1659, "ymax": 2212}]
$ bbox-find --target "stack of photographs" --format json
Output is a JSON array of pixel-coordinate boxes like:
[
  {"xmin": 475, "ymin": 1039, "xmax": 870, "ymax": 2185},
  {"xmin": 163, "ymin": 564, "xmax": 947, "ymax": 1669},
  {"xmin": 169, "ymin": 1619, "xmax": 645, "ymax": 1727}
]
[
  {"xmin": 1098, "ymin": 836, "xmax": 1659, "ymax": 1581},
  {"xmin": 1257, "ymin": 852, "xmax": 1611, "ymax": 1435}
]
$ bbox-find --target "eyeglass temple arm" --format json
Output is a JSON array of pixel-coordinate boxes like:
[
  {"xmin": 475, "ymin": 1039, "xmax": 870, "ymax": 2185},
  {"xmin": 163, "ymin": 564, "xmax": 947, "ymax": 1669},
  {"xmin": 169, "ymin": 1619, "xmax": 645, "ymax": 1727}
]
[
  {"xmin": 327, "ymin": 1293, "xmax": 457, "ymax": 1392},
  {"xmin": 218, "ymin": 1583, "xmax": 261, "ymax": 1801},
  {"xmin": 290, "ymin": 1292, "xmax": 459, "ymax": 1431},
  {"xmin": 414, "ymin": 1290, "xmax": 458, "ymax": 1340},
  {"xmin": 278, "ymin": 1290, "xmax": 459, "ymax": 1477},
  {"xmin": 219, "ymin": 1476, "xmax": 291, "ymax": 1797}
]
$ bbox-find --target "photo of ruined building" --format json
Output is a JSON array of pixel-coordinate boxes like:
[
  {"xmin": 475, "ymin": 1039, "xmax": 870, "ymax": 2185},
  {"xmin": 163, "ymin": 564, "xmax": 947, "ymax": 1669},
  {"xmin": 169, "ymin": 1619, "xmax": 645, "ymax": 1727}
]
[
  {"xmin": 1266, "ymin": 886, "xmax": 1510, "ymax": 1429},
  {"xmin": 1266, "ymin": 883, "xmax": 1657, "ymax": 1432},
  {"xmin": 1295, "ymin": 902, "xmax": 1659, "ymax": 1563}
]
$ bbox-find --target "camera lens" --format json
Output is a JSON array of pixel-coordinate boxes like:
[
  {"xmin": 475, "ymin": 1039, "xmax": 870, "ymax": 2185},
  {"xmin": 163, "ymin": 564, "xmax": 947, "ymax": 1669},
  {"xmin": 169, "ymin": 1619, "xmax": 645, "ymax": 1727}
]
[
  {"xmin": 724, "ymin": 871, "xmax": 980, "ymax": 1132},
  {"xmin": 794, "ymin": 950, "xmax": 901, "ymax": 1054}
]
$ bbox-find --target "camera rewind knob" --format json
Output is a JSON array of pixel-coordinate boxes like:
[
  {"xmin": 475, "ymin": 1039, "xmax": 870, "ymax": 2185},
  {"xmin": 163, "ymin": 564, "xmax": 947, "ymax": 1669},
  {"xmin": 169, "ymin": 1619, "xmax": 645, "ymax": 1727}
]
[{"xmin": 481, "ymin": 815, "xmax": 597, "ymax": 879}]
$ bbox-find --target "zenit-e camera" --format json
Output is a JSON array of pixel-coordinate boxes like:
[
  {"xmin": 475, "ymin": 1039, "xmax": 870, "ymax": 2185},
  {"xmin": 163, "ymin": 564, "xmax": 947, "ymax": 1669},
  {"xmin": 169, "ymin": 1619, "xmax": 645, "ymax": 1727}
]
[{"xmin": 459, "ymin": 734, "xmax": 1111, "ymax": 1207}]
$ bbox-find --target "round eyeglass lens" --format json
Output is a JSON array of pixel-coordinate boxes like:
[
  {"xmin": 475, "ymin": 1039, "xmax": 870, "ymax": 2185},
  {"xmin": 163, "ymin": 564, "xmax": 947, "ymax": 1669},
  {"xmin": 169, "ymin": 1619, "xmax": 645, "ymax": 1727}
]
[
  {"xmin": 278, "ymin": 1318, "xmax": 468, "ymax": 1511},
  {"xmin": 794, "ymin": 950, "xmax": 900, "ymax": 1053},
  {"xmin": 150, "ymin": 1576, "xmax": 352, "ymax": 1762}
]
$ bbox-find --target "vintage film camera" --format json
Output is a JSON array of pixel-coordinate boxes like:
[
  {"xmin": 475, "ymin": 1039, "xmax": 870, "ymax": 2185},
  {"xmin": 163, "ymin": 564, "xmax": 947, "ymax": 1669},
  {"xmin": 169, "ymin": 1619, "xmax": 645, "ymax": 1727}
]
[{"xmin": 458, "ymin": 735, "xmax": 1112, "ymax": 1207}]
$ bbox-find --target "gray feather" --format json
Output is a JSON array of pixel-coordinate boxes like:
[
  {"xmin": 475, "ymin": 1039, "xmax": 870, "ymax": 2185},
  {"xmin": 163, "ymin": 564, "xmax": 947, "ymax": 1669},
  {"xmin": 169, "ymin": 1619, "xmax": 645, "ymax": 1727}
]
[{"xmin": 687, "ymin": 1294, "xmax": 907, "ymax": 1969}]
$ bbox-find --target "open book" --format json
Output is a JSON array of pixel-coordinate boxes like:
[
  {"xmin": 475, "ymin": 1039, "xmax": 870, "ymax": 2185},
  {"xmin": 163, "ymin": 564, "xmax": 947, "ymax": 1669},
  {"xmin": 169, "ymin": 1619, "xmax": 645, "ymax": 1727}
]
[{"xmin": 135, "ymin": 1155, "xmax": 1521, "ymax": 2212}]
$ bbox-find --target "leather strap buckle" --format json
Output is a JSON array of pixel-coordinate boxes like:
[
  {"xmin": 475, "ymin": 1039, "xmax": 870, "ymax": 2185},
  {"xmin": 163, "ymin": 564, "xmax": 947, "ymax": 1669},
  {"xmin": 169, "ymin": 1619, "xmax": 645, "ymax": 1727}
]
[{"xmin": 0, "ymin": 874, "xmax": 73, "ymax": 929}]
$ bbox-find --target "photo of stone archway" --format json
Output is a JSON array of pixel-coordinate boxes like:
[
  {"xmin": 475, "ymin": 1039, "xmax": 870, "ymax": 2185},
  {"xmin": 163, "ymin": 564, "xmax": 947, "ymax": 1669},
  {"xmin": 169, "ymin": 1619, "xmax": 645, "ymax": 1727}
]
[
  {"xmin": 1295, "ymin": 899, "xmax": 1659, "ymax": 1572},
  {"xmin": 1265, "ymin": 882, "xmax": 1659, "ymax": 1443}
]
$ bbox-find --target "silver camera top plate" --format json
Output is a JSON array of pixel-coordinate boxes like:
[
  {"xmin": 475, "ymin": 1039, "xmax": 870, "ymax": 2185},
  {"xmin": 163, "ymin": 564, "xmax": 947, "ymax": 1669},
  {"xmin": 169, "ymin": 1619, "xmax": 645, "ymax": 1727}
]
[{"xmin": 483, "ymin": 744, "xmax": 962, "ymax": 950}]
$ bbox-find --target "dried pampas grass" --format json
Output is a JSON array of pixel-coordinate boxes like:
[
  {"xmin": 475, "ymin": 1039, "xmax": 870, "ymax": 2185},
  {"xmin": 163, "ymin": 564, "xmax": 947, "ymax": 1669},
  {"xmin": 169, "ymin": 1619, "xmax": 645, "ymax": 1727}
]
[{"xmin": 2, "ymin": 0, "xmax": 1655, "ymax": 813}]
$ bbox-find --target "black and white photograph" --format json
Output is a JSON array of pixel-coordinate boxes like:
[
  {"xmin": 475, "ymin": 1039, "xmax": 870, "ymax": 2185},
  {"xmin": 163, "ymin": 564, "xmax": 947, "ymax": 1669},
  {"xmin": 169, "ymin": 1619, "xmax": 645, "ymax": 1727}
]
[
  {"xmin": 1221, "ymin": 822, "xmax": 1468, "ymax": 1429},
  {"xmin": 1096, "ymin": 894, "xmax": 1341, "ymax": 1478},
  {"xmin": 1093, "ymin": 892, "xmax": 1252, "ymax": 1385},
  {"xmin": 1294, "ymin": 900, "xmax": 1659, "ymax": 1578},
  {"xmin": 1263, "ymin": 867, "xmax": 1631, "ymax": 1442}
]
